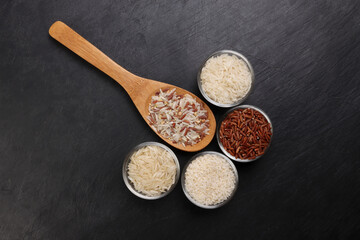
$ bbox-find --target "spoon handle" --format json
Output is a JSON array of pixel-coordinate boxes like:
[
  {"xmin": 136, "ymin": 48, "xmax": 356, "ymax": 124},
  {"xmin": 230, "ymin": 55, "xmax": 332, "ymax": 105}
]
[{"xmin": 49, "ymin": 21, "xmax": 139, "ymax": 94}]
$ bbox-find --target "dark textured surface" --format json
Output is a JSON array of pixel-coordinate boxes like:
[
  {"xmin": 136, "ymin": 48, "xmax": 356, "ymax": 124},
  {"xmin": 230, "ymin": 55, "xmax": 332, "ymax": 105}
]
[{"xmin": 1, "ymin": 0, "xmax": 360, "ymax": 239}]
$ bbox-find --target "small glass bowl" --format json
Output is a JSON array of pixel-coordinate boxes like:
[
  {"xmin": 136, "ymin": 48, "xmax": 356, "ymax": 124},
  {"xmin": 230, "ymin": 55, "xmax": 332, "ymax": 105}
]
[
  {"xmin": 197, "ymin": 50, "xmax": 255, "ymax": 108},
  {"xmin": 217, "ymin": 105, "xmax": 273, "ymax": 162},
  {"xmin": 122, "ymin": 142, "xmax": 180, "ymax": 200},
  {"xmin": 181, "ymin": 151, "xmax": 239, "ymax": 209}
]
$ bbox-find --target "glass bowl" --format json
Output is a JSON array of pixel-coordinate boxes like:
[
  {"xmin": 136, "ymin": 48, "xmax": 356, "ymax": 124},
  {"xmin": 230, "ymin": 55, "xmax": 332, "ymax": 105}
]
[
  {"xmin": 181, "ymin": 151, "xmax": 239, "ymax": 209},
  {"xmin": 197, "ymin": 50, "xmax": 255, "ymax": 108},
  {"xmin": 122, "ymin": 142, "xmax": 180, "ymax": 200},
  {"xmin": 217, "ymin": 105, "xmax": 273, "ymax": 162}
]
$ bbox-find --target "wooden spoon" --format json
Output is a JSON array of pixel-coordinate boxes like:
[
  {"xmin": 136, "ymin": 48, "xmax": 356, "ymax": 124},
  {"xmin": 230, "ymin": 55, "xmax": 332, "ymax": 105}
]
[{"xmin": 49, "ymin": 21, "xmax": 215, "ymax": 152}]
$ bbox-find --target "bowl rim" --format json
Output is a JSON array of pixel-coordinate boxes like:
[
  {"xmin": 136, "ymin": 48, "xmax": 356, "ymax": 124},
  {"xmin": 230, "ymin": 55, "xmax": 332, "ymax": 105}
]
[
  {"xmin": 197, "ymin": 49, "xmax": 255, "ymax": 108},
  {"xmin": 216, "ymin": 105, "xmax": 273, "ymax": 162},
  {"xmin": 181, "ymin": 151, "xmax": 239, "ymax": 209},
  {"xmin": 122, "ymin": 141, "xmax": 180, "ymax": 200}
]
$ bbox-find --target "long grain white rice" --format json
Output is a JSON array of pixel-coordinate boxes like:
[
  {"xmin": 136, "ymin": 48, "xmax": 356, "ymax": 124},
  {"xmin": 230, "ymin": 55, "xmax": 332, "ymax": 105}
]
[{"xmin": 200, "ymin": 54, "xmax": 252, "ymax": 104}]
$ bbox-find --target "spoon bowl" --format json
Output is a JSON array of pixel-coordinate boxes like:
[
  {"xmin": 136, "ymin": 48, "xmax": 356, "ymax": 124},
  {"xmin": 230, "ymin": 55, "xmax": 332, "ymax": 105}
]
[{"xmin": 49, "ymin": 21, "xmax": 216, "ymax": 151}]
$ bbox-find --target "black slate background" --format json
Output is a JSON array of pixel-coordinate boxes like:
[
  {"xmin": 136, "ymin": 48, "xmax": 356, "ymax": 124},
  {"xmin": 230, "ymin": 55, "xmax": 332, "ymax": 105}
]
[{"xmin": 1, "ymin": 0, "xmax": 360, "ymax": 239}]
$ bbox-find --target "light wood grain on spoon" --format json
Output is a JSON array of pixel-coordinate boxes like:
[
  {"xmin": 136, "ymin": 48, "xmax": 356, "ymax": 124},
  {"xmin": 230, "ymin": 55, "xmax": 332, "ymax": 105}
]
[{"xmin": 49, "ymin": 21, "xmax": 215, "ymax": 152}]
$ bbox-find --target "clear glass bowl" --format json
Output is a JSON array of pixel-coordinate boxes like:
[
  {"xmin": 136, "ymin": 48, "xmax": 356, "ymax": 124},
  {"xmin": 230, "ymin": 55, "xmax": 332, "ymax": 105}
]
[
  {"xmin": 181, "ymin": 151, "xmax": 239, "ymax": 209},
  {"xmin": 197, "ymin": 50, "xmax": 255, "ymax": 108},
  {"xmin": 217, "ymin": 105, "xmax": 273, "ymax": 162},
  {"xmin": 122, "ymin": 142, "xmax": 180, "ymax": 200}
]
